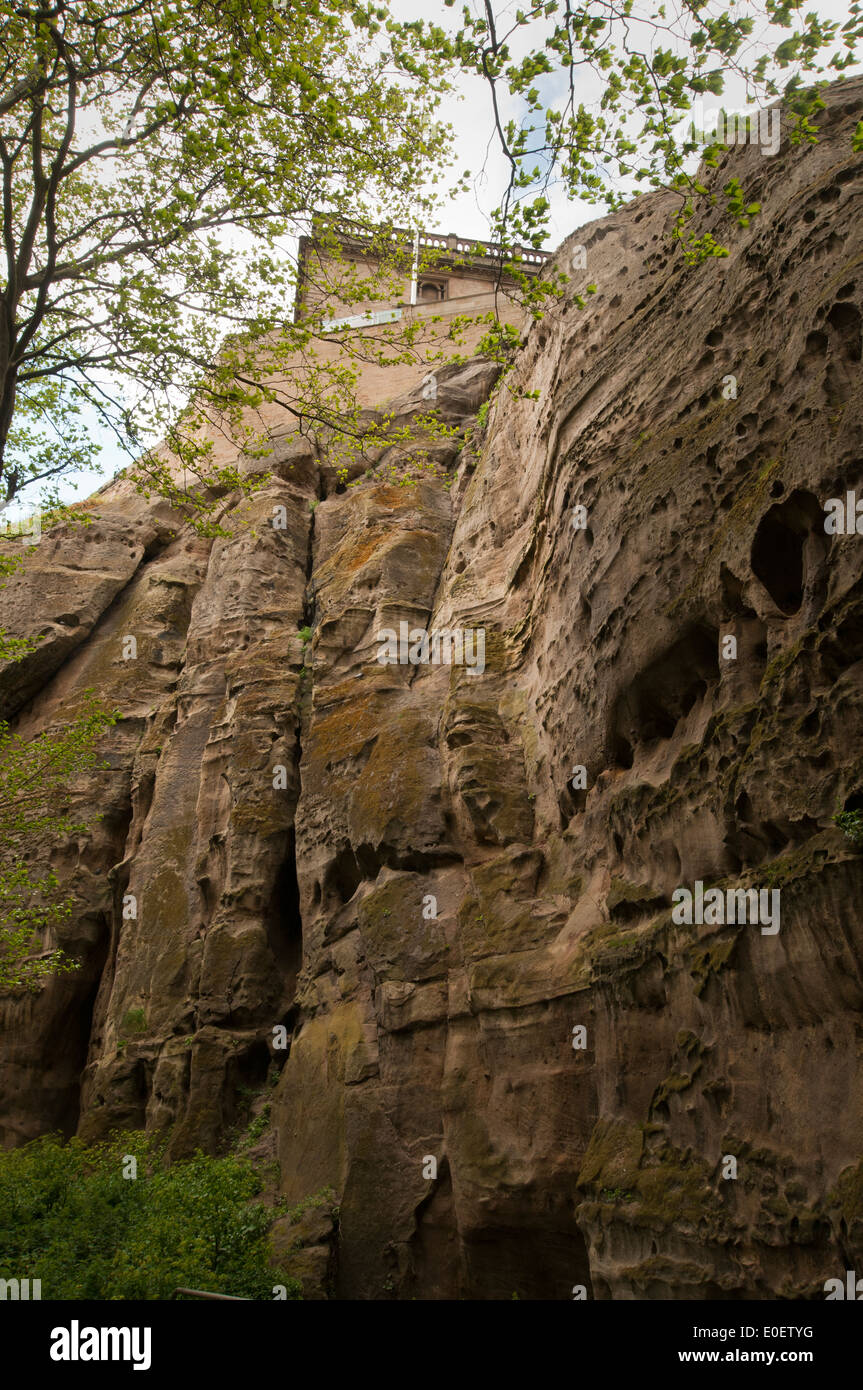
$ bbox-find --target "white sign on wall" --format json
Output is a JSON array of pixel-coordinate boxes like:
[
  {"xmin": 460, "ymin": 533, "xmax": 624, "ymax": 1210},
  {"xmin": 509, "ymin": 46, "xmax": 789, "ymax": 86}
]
[{"xmin": 321, "ymin": 307, "xmax": 404, "ymax": 332}]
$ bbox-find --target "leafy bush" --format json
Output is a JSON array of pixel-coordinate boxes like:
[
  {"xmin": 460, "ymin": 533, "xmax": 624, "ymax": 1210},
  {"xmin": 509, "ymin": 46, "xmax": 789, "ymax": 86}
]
[
  {"xmin": 0, "ymin": 693, "xmax": 118, "ymax": 993},
  {"xmin": 279, "ymin": 1184, "xmax": 337, "ymax": 1225},
  {"xmin": 0, "ymin": 1132, "xmax": 301, "ymax": 1301},
  {"xmin": 834, "ymin": 809, "xmax": 863, "ymax": 846},
  {"xmin": 240, "ymin": 1105, "xmax": 272, "ymax": 1148}
]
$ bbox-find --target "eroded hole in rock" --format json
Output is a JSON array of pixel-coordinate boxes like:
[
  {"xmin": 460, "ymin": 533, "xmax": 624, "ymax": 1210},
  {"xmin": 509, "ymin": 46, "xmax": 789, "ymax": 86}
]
[
  {"xmin": 797, "ymin": 329, "xmax": 827, "ymax": 370},
  {"xmin": 720, "ymin": 564, "xmax": 748, "ymax": 616},
  {"xmin": 799, "ymin": 709, "xmax": 820, "ymax": 737},
  {"xmin": 324, "ymin": 840, "xmax": 461, "ymax": 911},
  {"xmin": 447, "ymin": 729, "xmax": 474, "ymax": 749},
  {"xmin": 611, "ymin": 622, "xmax": 719, "ymax": 764},
  {"xmin": 355, "ymin": 842, "xmax": 385, "ymax": 880},
  {"xmin": 729, "ymin": 802, "xmax": 789, "ymax": 866},
  {"xmin": 735, "ymin": 790, "xmax": 755, "ymax": 823},
  {"xmin": 826, "ymin": 300, "xmax": 862, "ymax": 361},
  {"xmin": 323, "ymin": 845, "xmax": 360, "ymax": 907},
  {"xmin": 234, "ymin": 1039, "xmax": 271, "ymax": 1088},
  {"xmin": 611, "ymin": 734, "xmax": 634, "ymax": 769},
  {"xmin": 820, "ymin": 604, "xmax": 863, "ymax": 682},
  {"xmin": 750, "ymin": 490, "xmax": 824, "ymax": 614},
  {"xmin": 560, "ymin": 764, "xmax": 589, "ymax": 825},
  {"xmin": 266, "ymin": 830, "xmax": 303, "ymax": 995},
  {"xmin": 226, "ymin": 1039, "xmax": 273, "ymax": 1130},
  {"xmin": 752, "ymin": 510, "xmax": 802, "ymax": 610}
]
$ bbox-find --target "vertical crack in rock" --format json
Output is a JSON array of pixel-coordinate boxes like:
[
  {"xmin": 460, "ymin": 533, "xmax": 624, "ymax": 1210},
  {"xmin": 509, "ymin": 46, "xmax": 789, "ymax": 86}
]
[{"xmin": 267, "ymin": 467, "xmax": 321, "ymax": 1067}]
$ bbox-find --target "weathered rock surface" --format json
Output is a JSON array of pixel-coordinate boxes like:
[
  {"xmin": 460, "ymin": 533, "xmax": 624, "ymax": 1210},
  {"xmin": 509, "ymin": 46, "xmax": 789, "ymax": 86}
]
[{"xmin": 2, "ymin": 78, "xmax": 863, "ymax": 1299}]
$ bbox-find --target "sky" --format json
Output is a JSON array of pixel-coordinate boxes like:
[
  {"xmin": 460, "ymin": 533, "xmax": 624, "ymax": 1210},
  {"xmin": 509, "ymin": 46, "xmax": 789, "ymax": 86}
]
[
  {"xmin": 425, "ymin": 0, "xmax": 858, "ymax": 243},
  {"xmin": 13, "ymin": 0, "xmax": 858, "ymax": 516}
]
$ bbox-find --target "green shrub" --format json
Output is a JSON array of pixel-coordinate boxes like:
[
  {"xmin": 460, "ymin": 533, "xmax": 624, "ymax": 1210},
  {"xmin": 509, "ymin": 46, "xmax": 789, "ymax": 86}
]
[
  {"xmin": 834, "ymin": 809, "xmax": 863, "ymax": 846},
  {"xmin": 241, "ymin": 1105, "xmax": 272, "ymax": 1148},
  {"xmin": 0, "ymin": 1132, "xmax": 301, "ymax": 1301},
  {"xmin": 279, "ymin": 1184, "xmax": 337, "ymax": 1225}
]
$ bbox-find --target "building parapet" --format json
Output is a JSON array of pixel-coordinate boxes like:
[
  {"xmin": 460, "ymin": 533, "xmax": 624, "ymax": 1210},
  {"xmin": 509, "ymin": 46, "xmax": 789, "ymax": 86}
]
[{"xmin": 295, "ymin": 221, "xmax": 552, "ymax": 328}]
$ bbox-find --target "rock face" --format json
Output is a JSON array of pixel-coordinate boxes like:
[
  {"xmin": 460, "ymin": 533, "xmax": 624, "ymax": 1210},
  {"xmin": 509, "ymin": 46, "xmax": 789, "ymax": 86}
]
[{"xmin": 2, "ymin": 78, "xmax": 863, "ymax": 1300}]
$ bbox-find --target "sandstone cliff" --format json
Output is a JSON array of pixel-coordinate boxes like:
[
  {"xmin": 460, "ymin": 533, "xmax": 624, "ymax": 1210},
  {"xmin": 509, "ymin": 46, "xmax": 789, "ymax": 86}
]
[{"xmin": 1, "ymin": 78, "xmax": 862, "ymax": 1300}]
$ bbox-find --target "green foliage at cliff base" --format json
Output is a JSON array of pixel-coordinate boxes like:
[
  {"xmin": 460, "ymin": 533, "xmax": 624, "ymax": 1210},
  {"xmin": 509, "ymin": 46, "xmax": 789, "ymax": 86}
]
[{"xmin": 0, "ymin": 1132, "xmax": 301, "ymax": 1301}]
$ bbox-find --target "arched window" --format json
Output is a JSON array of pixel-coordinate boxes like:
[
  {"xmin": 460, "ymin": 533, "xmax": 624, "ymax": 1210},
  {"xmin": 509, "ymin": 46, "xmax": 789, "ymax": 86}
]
[{"xmin": 418, "ymin": 279, "xmax": 447, "ymax": 302}]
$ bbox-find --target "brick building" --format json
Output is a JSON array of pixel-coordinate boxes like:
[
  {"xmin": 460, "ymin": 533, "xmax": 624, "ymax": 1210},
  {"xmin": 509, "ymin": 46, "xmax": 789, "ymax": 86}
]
[{"xmin": 182, "ymin": 224, "xmax": 551, "ymax": 470}]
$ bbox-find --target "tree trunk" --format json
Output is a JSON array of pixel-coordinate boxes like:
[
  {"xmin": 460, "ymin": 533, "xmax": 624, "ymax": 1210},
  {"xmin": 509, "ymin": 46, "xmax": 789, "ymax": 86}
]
[{"xmin": 0, "ymin": 367, "xmax": 17, "ymax": 499}]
